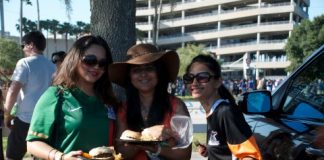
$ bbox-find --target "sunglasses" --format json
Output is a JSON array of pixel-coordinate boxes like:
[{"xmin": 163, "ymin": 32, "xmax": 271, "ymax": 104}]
[
  {"xmin": 183, "ymin": 72, "xmax": 216, "ymax": 84},
  {"xmin": 130, "ymin": 65, "xmax": 156, "ymax": 74},
  {"xmin": 81, "ymin": 55, "xmax": 107, "ymax": 68}
]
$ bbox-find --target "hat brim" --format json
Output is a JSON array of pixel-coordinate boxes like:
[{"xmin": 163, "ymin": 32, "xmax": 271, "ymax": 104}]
[{"xmin": 108, "ymin": 50, "xmax": 179, "ymax": 88}]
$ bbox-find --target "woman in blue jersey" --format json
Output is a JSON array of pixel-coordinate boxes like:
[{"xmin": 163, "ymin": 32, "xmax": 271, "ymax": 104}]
[
  {"xmin": 184, "ymin": 54, "xmax": 262, "ymax": 160},
  {"xmin": 26, "ymin": 35, "xmax": 117, "ymax": 160}
]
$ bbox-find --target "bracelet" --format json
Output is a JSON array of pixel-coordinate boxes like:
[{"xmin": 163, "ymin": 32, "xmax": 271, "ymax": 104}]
[
  {"xmin": 48, "ymin": 149, "xmax": 56, "ymax": 160},
  {"xmin": 151, "ymin": 144, "xmax": 161, "ymax": 156},
  {"xmin": 52, "ymin": 150, "xmax": 59, "ymax": 160},
  {"xmin": 60, "ymin": 153, "xmax": 65, "ymax": 160},
  {"xmin": 54, "ymin": 152, "xmax": 64, "ymax": 160}
]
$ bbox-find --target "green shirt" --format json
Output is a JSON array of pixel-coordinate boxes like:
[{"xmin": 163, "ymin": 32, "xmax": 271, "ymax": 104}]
[{"xmin": 26, "ymin": 86, "xmax": 113, "ymax": 153}]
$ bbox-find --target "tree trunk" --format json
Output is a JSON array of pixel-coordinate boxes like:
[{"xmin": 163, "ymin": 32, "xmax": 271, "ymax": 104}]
[
  {"xmin": 90, "ymin": 0, "xmax": 136, "ymax": 100},
  {"xmin": 0, "ymin": 0, "xmax": 5, "ymax": 38},
  {"xmin": 152, "ymin": 0, "xmax": 158, "ymax": 46},
  {"xmin": 36, "ymin": 0, "xmax": 40, "ymax": 30}
]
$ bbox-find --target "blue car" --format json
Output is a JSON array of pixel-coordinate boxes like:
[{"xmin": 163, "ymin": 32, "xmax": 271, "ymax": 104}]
[{"xmin": 238, "ymin": 45, "xmax": 324, "ymax": 159}]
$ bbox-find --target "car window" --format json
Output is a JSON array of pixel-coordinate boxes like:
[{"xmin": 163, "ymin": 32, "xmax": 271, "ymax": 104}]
[{"xmin": 281, "ymin": 51, "xmax": 324, "ymax": 131}]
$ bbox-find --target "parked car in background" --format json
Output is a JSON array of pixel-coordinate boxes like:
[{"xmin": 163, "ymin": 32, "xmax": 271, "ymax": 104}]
[{"xmin": 238, "ymin": 44, "xmax": 324, "ymax": 160}]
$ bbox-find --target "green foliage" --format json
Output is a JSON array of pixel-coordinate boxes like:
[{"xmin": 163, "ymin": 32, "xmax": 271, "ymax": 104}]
[
  {"xmin": 0, "ymin": 38, "xmax": 22, "ymax": 81},
  {"xmin": 177, "ymin": 44, "xmax": 208, "ymax": 76},
  {"xmin": 285, "ymin": 15, "xmax": 324, "ymax": 72}
]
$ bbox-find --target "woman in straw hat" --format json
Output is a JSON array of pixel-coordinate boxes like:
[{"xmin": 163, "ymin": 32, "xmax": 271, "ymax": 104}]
[{"xmin": 109, "ymin": 44, "xmax": 192, "ymax": 160}]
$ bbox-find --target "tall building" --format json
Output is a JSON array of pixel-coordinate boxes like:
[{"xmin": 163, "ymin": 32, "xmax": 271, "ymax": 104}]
[{"xmin": 136, "ymin": 0, "xmax": 309, "ymax": 79}]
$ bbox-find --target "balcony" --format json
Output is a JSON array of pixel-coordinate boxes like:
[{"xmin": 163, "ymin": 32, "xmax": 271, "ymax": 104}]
[{"xmin": 136, "ymin": 2, "xmax": 295, "ymax": 31}]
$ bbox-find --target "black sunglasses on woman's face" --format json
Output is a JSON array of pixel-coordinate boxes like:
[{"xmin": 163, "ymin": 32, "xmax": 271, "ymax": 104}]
[
  {"xmin": 183, "ymin": 72, "xmax": 216, "ymax": 84},
  {"xmin": 81, "ymin": 55, "xmax": 107, "ymax": 68}
]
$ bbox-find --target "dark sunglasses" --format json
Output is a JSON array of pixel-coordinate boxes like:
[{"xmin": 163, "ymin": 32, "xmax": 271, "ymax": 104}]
[
  {"xmin": 183, "ymin": 72, "xmax": 216, "ymax": 84},
  {"xmin": 81, "ymin": 55, "xmax": 107, "ymax": 68}
]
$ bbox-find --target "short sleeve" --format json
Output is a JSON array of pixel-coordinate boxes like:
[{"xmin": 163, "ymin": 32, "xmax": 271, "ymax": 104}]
[
  {"xmin": 216, "ymin": 105, "xmax": 261, "ymax": 159},
  {"xmin": 11, "ymin": 59, "xmax": 29, "ymax": 85},
  {"xmin": 216, "ymin": 105, "xmax": 252, "ymax": 144},
  {"xmin": 26, "ymin": 86, "xmax": 59, "ymax": 143}
]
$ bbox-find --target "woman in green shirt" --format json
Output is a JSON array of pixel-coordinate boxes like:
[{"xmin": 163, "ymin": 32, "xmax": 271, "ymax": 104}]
[{"xmin": 26, "ymin": 35, "xmax": 117, "ymax": 160}]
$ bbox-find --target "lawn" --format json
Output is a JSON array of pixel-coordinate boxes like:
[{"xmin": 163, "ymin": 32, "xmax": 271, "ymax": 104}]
[{"xmin": 192, "ymin": 133, "xmax": 206, "ymax": 152}]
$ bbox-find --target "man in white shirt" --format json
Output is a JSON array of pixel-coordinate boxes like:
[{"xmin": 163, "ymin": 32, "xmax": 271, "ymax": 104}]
[{"xmin": 4, "ymin": 31, "xmax": 56, "ymax": 159}]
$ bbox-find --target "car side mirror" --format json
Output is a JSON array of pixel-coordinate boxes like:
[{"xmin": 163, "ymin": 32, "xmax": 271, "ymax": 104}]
[{"xmin": 238, "ymin": 90, "xmax": 272, "ymax": 114}]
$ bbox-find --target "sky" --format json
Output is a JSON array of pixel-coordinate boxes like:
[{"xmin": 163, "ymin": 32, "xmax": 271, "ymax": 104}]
[{"xmin": 2, "ymin": 0, "xmax": 324, "ymax": 37}]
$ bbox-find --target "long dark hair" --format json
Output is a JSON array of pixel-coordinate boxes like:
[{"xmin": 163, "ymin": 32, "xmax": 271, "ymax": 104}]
[
  {"xmin": 126, "ymin": 60, "xmax": 172, "ymax": 131},
  {"xmin": 53, "ymin": 35, "xmax": 117, "ymax": 106},
  {"xmin": 186, "ymin": 54, "xmax": 237, "ymax": 107}
]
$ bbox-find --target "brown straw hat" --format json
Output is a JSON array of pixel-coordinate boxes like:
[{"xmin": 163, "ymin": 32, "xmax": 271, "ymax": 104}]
[{"xmin": 108, "ymin": 44, "xmax": 179, "ymax": 87}]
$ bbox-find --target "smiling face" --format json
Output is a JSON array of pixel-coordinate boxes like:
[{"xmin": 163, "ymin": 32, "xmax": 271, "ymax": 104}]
[
  {"xmin": 130, "ymin": 64, "xmax": 158, "ymax": 94},
  {"xmin": 77, "ymin": 44, "xmax": 107, "ymax": 87},
  {"xmin": 186, "ymin": 62, "xmax": 222, "ymax": 102}
]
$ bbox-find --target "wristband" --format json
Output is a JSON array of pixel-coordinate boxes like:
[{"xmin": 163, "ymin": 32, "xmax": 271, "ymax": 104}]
[{"xmin": 151, "ymin": 144, "xmax": 161, "ymax": 156}]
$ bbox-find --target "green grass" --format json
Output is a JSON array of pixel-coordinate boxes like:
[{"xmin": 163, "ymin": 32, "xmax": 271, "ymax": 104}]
[
  {"xmin": 192, "ymin": 133, "xmax": 206, "ymax": 152},
  {"xmin": 178, "ymin": 95, "xmax": 195, "ymax": 101},
  {"xmin": 2, "ymin": 137, "xmax": 32, "ymax": 159}
]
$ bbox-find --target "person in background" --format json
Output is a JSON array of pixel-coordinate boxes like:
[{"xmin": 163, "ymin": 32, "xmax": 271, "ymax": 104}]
[
  {"xmin": 51, "ymin": 51, "xmax": 67, "ymax": 68},
  {"xmin": 0, "ymin": 89, "xmax": 4, "ymax": 159},
  {"xmin": 184, "ymin": 54, "xmax": 262, "ymax": 160},
  {"xmin": 109, "ymin": 44, "xmax": 192, "ymax": 160},
  {"xmin": 51, "ymin": 51, "xmax": 67, "ymax": 79},
  {"xmin": 26, "ymin": 35, "xmax": 118, "ymax": 160},
  {"xmin": 4, "ymin": 31, "xmax": 56, "ymax": 160}
]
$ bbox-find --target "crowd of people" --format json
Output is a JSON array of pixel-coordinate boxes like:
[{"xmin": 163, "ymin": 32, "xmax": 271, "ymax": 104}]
[
  {"xmin": 169, "ymin": 76, "xmax": 284, "ymax": 98},
  {"xmin": 0, "ymin": 30, "xmax": 322, "ymax": 160}
]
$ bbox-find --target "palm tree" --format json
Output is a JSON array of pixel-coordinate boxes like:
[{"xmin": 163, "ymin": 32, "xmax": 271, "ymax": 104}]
[
  {"xmin": 72, "ymin": 21, "xmax": 87, "ymax": 39},
  {"xmin": 152, "ymin": 0, "xmax": 176, "ymax": 46},
  {"xmin": 48, "ymin": 19, "xmax": 60, "ymax": 51},
  {"xmin": 36, "ymin": 0, "xmax": 40, "ymax": 30},
  {"xmin": 19, "ymin": 0, "xmax": 32, "ymax": 42},
  {"xmin": 58, "ymin": 22, "xmax": 73, "ymax": 51},
  {"xmin": 40, "ymin": 19, "xmax": 51, "ymax": 53},
  {"xmin": 15, "ymin": 17, "xmax": 37, "ymax": 35},
  {"xmin": 0, "ymin": 0, "xmax": 4, "ymax": 37}
]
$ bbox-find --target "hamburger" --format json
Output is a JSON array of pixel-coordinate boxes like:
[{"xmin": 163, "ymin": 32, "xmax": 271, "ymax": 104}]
[
  {"xmin": 141, "ymin": 129, "xmax": 159, "ymax": 141},
  {"xmin": 88, "ymin": 146, "xmax": 114, "ymax": 160},
  {"xmin": 120, "ymin": 129, "xmax": 159, "ymax": 141},
  {"xmin": 120, "ymin": 130, "xmax": 141, "ymax": 140}
]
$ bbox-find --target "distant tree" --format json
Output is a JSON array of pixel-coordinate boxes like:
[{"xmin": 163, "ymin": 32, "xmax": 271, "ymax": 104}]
[
  {"xmin": 152, "ymin": 0, "xmax": 176, "ymax": 46},
  {"xmin": 285, "ymin": 15, "xmax": 324, "ymax": 72},
  {"xmin": 177, "ymin": 43, "xmax": 207, "ymax": 76},
  {"xmin": 58, "ymin": 22, "xmax": 73, "ymax": 51},
  {"xmin": 0, "ymin": 38, "xmax": 23, "ymax": 82},
  {"xmin": 48, "ymin": 19, "xmax": 60, "ymax": 51},
  {"xmin": 136, "ymin": 28, "xmax": 145, "ymax": 42},
  {"xmin": 72, "ymin": 21, "xmax": 87, "ymax": 39},
  {"xmin": 15, "ymin": 17, "xmax": 37, "ymax": 34}
]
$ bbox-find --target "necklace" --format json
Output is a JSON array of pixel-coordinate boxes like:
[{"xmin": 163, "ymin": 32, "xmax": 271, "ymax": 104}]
[{"xmin": 141, "ymin": 104, "xmax": 150, "ymax": 121}]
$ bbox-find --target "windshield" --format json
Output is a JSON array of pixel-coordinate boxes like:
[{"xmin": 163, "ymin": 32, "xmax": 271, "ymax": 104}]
[{"xmin": 281, "ymin": 50, "xmax": 324, "ymax": 132}]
